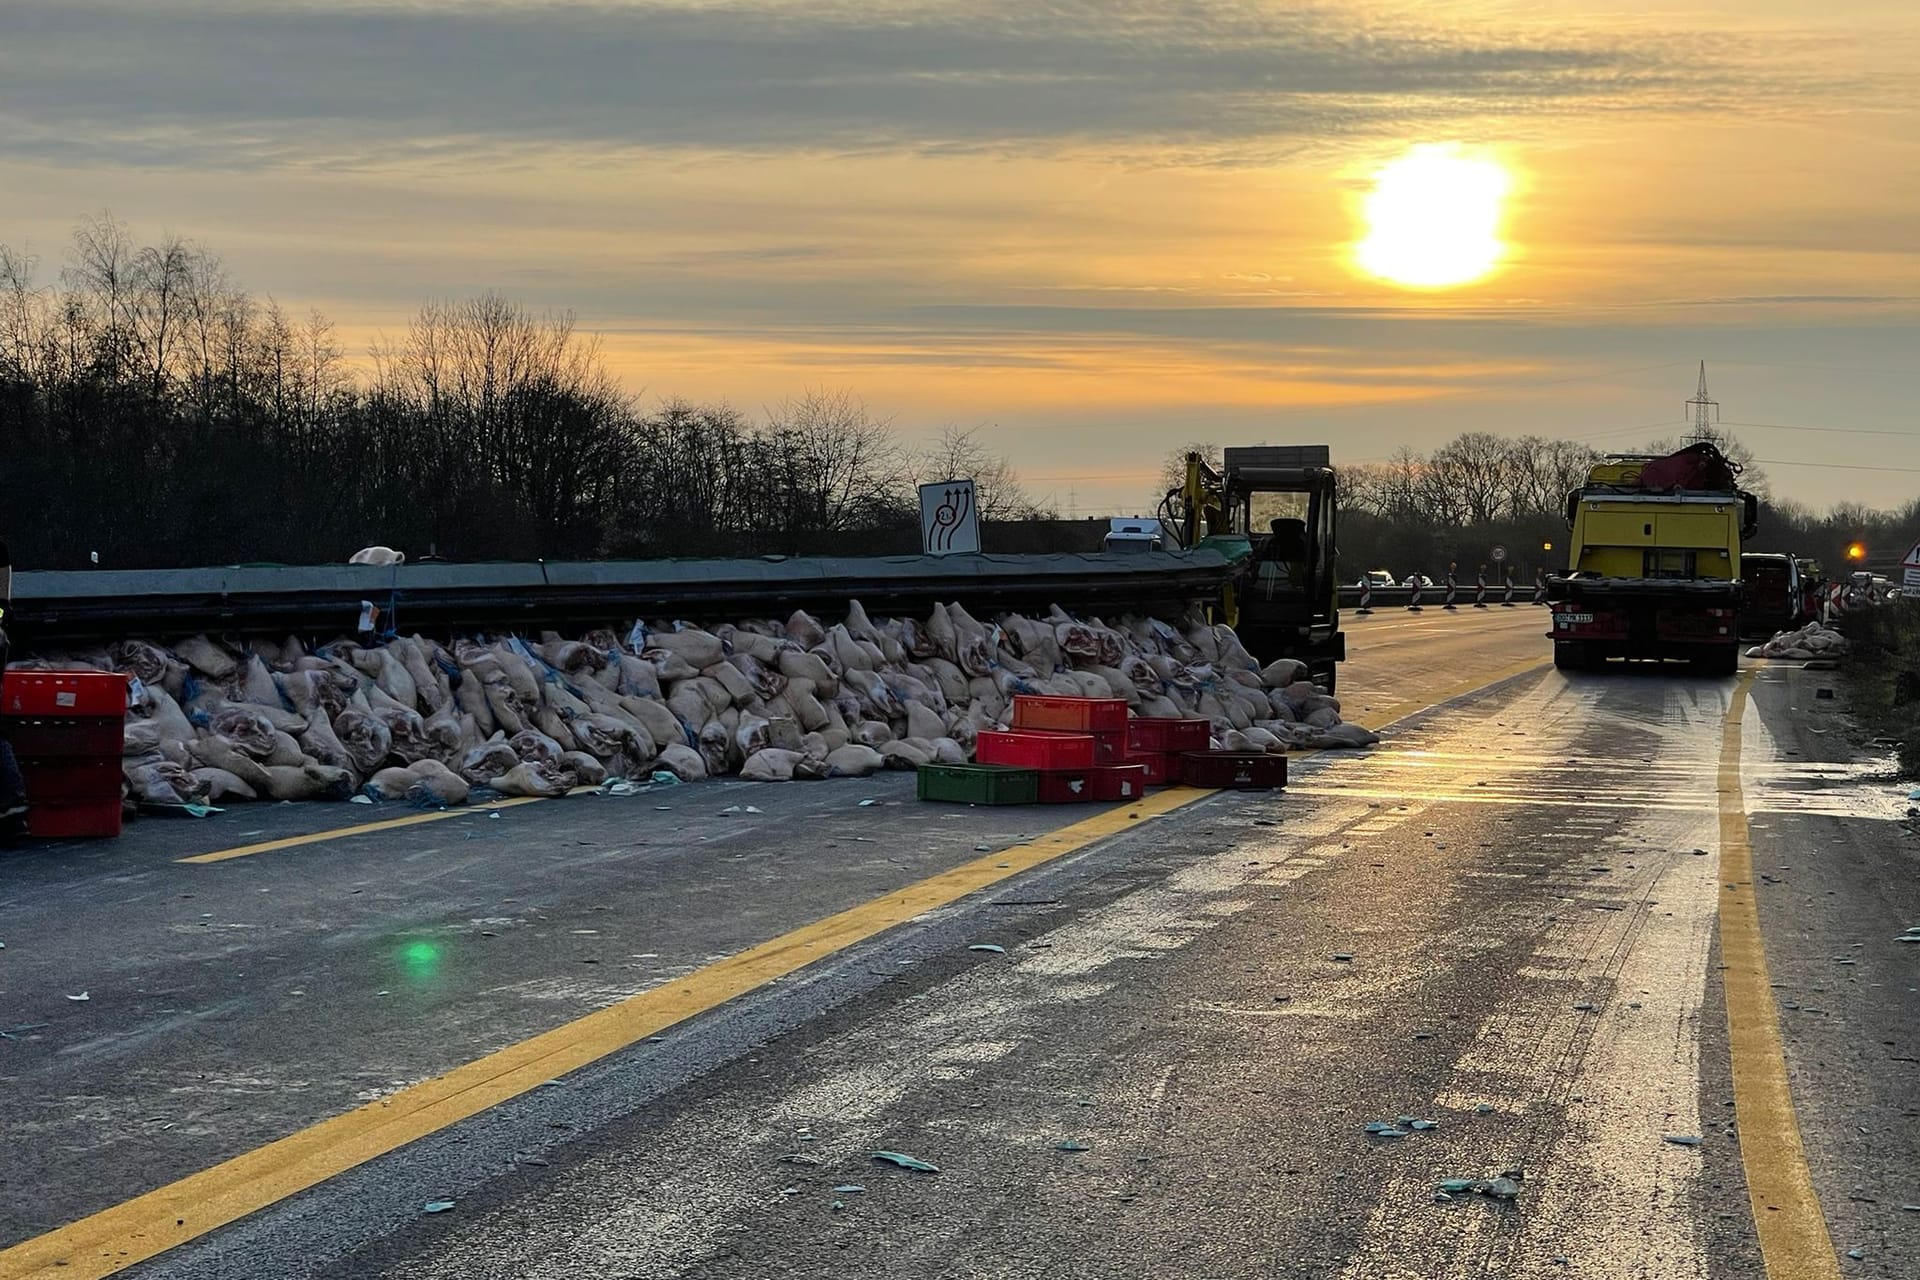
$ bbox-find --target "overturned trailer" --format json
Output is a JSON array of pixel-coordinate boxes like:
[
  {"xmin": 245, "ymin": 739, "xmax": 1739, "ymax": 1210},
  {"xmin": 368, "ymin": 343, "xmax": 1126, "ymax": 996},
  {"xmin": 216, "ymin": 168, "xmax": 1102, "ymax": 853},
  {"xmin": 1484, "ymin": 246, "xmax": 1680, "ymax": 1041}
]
[{"xmin": 10, "ymin": 551, "xmax": 1240, "ymax": 644}]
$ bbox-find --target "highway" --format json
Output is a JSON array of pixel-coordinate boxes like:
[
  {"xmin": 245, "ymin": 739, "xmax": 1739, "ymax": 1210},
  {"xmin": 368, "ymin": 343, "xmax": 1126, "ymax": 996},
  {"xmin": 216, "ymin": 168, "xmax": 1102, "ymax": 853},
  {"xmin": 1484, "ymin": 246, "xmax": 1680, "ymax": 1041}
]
[{"xmin": 1, "ymin": 605, "xmax": 1916, "ymax": 1279}]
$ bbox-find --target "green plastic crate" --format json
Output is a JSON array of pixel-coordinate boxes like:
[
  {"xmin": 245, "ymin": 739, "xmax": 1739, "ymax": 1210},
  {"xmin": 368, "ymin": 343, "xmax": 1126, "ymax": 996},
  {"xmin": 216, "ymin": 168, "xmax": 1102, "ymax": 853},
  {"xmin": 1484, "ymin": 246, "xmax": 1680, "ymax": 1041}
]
[{"xmin": 916, "ymin": 763, "xmax": 1040, "ymax": 805}]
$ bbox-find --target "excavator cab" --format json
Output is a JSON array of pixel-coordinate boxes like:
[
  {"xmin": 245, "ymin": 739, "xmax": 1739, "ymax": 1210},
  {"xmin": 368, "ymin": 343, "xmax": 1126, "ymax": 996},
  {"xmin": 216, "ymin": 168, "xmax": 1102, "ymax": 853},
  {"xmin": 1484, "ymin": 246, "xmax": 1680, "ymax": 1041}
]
[{"xmin": 1161, "ymin": 445, "xmax": 1346, "ymax": 690}]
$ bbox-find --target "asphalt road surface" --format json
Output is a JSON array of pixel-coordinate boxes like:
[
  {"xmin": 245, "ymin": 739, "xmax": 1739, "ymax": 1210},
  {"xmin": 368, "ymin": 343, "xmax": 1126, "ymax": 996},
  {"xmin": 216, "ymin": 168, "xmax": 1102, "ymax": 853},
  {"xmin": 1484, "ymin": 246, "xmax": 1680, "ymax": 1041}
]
[{"xmin": 1, "ymin": 605, "xmax": 1914, "ymax": 1280}]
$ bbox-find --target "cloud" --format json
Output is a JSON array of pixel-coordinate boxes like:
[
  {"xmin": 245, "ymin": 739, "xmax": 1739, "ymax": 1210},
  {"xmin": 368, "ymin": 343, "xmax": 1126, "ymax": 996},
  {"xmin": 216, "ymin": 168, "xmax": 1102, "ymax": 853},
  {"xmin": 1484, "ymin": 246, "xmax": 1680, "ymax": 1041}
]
[{"xmin": 0, "ymin": 0, "xmax": 1855, "ymax": 170}]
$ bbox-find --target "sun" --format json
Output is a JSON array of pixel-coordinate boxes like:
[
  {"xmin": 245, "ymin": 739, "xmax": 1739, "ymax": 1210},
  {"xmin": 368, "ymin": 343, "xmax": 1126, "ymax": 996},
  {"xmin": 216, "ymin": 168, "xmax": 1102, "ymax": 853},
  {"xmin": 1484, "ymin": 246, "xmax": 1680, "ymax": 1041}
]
[{"xmin": 1355, "ymin": 144, "xmax": 1511, "ymax": 289}]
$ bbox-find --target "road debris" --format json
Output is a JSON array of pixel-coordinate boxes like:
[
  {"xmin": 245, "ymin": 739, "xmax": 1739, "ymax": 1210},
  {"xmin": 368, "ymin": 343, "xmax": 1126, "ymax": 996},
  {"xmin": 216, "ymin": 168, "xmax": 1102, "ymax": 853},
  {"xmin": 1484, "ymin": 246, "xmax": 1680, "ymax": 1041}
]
[
  {"xmin": 872, "ymin": 1151, "xmax": 940, "ymax": 1172},
  {"xmin": 1436, "ymin": 1174, "xmax": 1522, "ymax": 1202},
  {"xmin": 1364, "ymin": 1122, "xmax": 1409, "ymax": 1139},
  {"xmin": 1746, "ymin": 621, "xmax": 1848, "ymax": 661},
  {"xmin": 423, "ymin": 1201, "xmax": 455, "ymax": 1214},
  {"xmin": 832, "ymin": 1184, "xmax": 866, "ymax": 1194},
  {"xmin": 968, "ymin": 944, "xmax": 1006, "ymax": 954},
  {"xmin": 1662, "ymin": 1133, "xmax": 1703, "ymax": 1147},
  {"xmin": 1056, "ymin": 1141, "xmax": 1092, "ymax": 1152},
  {"xmin": 66, "ymin": 992, "xmax": 90, "ymax": 1002}
]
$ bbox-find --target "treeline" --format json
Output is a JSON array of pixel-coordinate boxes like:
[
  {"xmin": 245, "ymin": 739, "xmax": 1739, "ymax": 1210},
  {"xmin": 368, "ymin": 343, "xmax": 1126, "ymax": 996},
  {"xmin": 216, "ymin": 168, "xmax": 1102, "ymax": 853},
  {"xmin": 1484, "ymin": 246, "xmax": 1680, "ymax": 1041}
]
[{"xmin": 0, "ymin": 219, "xmax": 1048, "ymax": 570}]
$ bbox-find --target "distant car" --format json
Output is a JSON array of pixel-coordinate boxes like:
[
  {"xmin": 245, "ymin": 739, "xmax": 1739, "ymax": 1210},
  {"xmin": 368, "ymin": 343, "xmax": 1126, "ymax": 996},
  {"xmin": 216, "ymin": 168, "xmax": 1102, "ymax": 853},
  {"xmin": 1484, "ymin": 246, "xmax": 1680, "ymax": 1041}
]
[
  {"xmin": 1102, "ymin": 516, "xmax": 1165, "ymax": 553},
  {"xmin": 1355, "ymin": 570, "xmax": 1394, "ymax": 588},
  {"xmin": 1402, "ymin": 574, "xmax": 1434, "ymax": 588}
]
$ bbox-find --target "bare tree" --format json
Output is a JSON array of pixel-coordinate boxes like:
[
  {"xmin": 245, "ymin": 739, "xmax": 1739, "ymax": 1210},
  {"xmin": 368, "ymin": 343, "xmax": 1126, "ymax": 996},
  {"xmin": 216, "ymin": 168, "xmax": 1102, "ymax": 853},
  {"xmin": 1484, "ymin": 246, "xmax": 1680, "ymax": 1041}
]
[
  {"xmin": 1375, "ymin": 447, "xmax": 1427, "ymax": 522},
  {"xmin": 764, "ymin": 388, "xmax": 910, "ymax": 534},
  {"xmin": 914, "ymin": 426, "xmax": 1050, "ymax": 521},
  {"xmin": 64, "ymin": 213, "xmax": 143, "ymax": 378},
  {"xmin": 1429, "ymin": 432, "xmax": 1510, "ymax": 524},
  {"xmin": 1154, "ymin": 441, "xmax": 1222, "ymax": 504},
  {"xmin": 1339, "ymin": 462, "xmax": 1394, "ymax": 518},
  {"xmin": 0, "ymin": 245, "xmax": 52, "ymax": 387}
]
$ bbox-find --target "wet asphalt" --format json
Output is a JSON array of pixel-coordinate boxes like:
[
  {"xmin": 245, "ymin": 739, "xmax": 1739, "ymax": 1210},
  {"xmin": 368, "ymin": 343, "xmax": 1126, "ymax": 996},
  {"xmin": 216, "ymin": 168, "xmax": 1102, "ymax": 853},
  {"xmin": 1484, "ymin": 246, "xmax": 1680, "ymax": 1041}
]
[{"xmin": 1, "ymin": 606, "xmax": 1912, "ymax": 1278}]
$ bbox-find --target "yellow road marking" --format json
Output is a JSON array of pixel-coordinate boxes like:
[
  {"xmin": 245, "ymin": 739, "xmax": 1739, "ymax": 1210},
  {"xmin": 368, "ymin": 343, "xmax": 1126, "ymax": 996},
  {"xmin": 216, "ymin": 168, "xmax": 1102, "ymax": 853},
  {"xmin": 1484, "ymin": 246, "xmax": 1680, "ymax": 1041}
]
[
  {"xmin": 2, "ymin": 787, "xmax": 1207, "ymax": 1280},
  {"xmin": 177, "ymin": 798, "xmax": 546, "ymax": 863},
  {"xmin": 1718, "ymin": 671, "xmax": 1841, "ymax": 1280},
  {"xmin": 13, "ymin": 654, "xmax": 1556, "ymax": 1278}
]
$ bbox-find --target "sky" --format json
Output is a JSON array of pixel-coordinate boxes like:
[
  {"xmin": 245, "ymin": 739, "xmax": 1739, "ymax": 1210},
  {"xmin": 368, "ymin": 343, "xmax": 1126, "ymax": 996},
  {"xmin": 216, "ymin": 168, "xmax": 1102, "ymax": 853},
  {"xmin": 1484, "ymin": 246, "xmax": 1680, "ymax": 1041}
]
[{"xmin": 3, "ymin": 0, "xmax": 1918, "ymax": 515}]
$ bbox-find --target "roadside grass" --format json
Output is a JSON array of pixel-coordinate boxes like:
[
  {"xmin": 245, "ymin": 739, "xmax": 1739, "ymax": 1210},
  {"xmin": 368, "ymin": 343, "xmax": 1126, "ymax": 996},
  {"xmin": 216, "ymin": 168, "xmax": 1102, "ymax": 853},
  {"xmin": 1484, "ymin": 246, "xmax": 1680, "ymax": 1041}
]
[{"xmin": 1841, "ymin": 601, "xmax": 1920, "ymax": 777}]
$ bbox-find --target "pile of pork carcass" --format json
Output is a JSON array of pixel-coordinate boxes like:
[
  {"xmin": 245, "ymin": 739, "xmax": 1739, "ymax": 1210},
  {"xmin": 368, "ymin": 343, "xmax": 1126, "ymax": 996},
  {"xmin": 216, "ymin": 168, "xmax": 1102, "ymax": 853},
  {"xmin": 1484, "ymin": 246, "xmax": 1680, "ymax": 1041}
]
[
  {"xmin": 14, "ymin": 601, "xmax": 1378, "ymax": 809},
  {"xmin": 1745, "ymin": 620, "xmax": 1849, "ymax": 661}
]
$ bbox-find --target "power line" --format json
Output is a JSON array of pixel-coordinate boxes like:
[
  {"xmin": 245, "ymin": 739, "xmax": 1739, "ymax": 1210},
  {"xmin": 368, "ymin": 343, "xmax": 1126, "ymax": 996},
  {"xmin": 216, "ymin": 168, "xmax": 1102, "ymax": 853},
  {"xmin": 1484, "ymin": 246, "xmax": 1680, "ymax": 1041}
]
[
  {"xmin": 1712, "ymin": 358, "xmax": 1920, "ymax": 379},
  {"xmin": 1751, "ymin": 457, "xmax": 1920, "ymax": 473},
  {"xmin": 1721, "ymin": 418, "xmax": 1917, "ymax": 439}
]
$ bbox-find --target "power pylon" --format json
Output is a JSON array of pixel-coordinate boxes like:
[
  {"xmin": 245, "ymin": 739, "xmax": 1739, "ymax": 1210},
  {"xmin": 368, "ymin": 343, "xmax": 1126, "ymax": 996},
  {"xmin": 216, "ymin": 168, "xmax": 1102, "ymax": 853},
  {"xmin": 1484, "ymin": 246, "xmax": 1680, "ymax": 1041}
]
[{"xmin": 1683, "ymin": 361, "xmax": 1720, "ymax": 443}]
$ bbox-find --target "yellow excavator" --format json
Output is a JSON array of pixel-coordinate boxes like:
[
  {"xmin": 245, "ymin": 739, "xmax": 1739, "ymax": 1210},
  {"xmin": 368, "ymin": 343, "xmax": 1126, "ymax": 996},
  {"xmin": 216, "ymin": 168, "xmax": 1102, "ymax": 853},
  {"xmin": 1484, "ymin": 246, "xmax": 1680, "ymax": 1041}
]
[{"xmin": 1158, "ymin": 446, "xmax": 1347, "ymax": 690}]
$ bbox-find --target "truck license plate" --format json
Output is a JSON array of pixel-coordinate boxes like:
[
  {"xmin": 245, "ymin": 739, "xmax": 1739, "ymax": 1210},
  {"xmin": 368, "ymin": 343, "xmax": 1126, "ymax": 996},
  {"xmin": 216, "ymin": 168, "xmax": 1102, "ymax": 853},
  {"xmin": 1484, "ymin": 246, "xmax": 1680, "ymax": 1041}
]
[{"xmin": 1558, "ymin": 613, "xmax": 1594, "ymax": 626}]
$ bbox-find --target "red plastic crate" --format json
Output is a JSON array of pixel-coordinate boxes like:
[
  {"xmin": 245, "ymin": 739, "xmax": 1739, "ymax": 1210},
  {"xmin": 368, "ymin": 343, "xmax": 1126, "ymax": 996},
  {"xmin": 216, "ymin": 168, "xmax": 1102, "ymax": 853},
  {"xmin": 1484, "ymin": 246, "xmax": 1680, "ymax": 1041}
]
[
  {"xmin": 976, "ymin": 729, "xmax": 1096, "ymax": 771},
  {"xmin": 20, "ymin": 758, "xmax": 123, "ymax": 803},
  {"xmin": 27, "ymin": 799, "xmax": 124, "ymax": 839},
  {"xmin": 1, "ymin": 670, "xmax": 129, "ymax": 718},
  {"xmin": 1177, "ymin": 750, "xmax": 1288, "ymax": 790},
  {"xmin": 1012, "ymin": 695, "xmax": 1129, "ymax": 734},
  {"xmin": 1090, "ymin": 729, "xmax": 1126, "ymax": 764},
  {"xmin": 1127, "ymin": 717, "xmax": 1212, "ymax": 755},
  {"xmin": 1127, "ymin": 751, "xmax": 1173, "ymax": 786},
  {"xmin": 1036, "ymin": 770, "xmax": 1096, "ymax": 803},
  {"xmin": 1088, "ymin": 763, "xmax": 1149, "ymax": 801},
  {"xmin": 1, "ymin": 718, "xmax": 125, "ymax": 757}
]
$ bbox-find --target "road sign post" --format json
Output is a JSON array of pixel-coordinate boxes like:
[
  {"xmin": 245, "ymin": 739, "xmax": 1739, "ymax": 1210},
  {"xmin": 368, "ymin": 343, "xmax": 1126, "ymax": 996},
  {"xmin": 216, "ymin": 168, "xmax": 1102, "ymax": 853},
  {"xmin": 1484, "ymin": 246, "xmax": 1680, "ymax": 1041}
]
[{"xmin": 919, "ymin": 479, "xmax": 980, "ymax": 556}]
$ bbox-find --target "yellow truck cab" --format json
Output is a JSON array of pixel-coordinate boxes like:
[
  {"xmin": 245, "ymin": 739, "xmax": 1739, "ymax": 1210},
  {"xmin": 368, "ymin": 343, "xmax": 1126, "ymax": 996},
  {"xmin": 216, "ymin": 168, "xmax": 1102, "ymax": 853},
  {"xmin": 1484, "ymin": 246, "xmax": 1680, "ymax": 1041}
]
[{"xmin": 1547, "ymin": 443, "xmax": 1757, "ymax": 674}]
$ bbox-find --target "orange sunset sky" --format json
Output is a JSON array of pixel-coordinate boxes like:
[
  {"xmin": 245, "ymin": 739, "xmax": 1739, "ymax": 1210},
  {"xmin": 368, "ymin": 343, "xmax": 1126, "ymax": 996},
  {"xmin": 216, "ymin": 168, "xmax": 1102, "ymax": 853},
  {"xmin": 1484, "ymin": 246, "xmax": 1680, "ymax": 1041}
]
[{"xmin": 4, "ymin": 0, "xmax": 1918, "ymax": 514}]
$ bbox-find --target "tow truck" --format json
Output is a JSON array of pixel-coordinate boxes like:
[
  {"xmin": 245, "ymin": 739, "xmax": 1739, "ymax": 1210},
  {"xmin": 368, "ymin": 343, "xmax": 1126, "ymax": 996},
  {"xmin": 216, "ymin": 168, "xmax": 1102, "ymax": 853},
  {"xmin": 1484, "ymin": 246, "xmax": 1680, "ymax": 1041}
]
[
  {"xmin": 1547, "ymin": 442, "xmax": 1756, "ymax": 674},
  {"xmin": 1159, "ymin": 445, "xmax": 1346, "ymax": 690}
]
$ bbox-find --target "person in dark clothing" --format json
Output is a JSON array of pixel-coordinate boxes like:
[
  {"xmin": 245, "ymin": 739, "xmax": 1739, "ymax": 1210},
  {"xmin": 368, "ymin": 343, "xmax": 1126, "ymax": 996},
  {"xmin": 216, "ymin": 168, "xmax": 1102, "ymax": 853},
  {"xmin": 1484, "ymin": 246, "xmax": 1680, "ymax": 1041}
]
[{"xmin": 0, "ymin": 738, "xmax": 25, "ymax": 823}]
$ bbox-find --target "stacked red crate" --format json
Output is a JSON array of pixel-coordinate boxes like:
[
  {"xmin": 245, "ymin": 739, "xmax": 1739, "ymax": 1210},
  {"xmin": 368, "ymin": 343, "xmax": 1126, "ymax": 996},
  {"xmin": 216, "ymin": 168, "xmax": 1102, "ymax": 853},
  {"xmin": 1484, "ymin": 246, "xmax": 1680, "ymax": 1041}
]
[
  {"xmin": 1125, "ymin": 716, "xmax": 1212, "ymax": 787},
  {"xmin": 993, "ymin": 695, "xmax": 1141, "ymax": 803},
  {"xmin": 1, "ymin": 670, "xmax": 130, "ymax": 838}
]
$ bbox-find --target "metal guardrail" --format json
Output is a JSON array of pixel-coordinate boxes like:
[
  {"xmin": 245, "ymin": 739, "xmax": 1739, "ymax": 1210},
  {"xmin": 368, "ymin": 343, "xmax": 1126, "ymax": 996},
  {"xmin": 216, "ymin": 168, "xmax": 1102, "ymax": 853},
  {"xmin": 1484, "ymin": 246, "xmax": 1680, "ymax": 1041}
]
[
  {"xmin": 12, "ymin": 551, "xmax": 1242, "ymax": 642},
  {"xmin": 1336, "ymin": 583, "xmax": 1542, "ymax": 608}
]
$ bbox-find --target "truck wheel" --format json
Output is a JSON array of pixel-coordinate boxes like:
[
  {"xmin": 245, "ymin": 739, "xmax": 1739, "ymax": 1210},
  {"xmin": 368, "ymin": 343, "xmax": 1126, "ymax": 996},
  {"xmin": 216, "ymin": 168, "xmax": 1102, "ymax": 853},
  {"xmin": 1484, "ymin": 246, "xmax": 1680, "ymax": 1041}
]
[
  {"xmin": 1695, "ymin": 645, "xmax": 1740, "ymax": 677},
  {"xmin": 1553, "ymin": 642, "xmax": 1586, "ymax": 672},
  {"xmin": 1311, "ymin": 662, "xmax": 1338, "ymax": 695}
]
